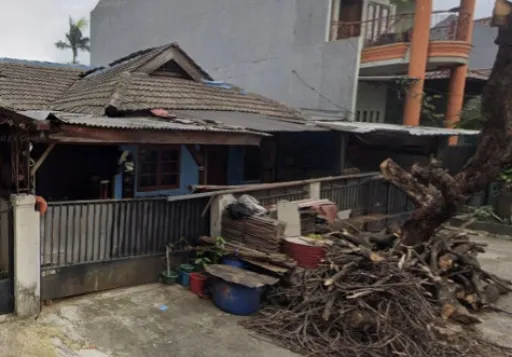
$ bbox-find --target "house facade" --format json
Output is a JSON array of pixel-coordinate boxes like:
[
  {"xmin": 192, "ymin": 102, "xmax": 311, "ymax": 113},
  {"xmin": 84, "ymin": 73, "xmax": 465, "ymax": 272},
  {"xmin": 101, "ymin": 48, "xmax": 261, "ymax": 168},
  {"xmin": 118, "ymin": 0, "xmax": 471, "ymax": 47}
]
[{"xmin": 0, "ymin": 43, "xmax": 346, "ymax": 202}]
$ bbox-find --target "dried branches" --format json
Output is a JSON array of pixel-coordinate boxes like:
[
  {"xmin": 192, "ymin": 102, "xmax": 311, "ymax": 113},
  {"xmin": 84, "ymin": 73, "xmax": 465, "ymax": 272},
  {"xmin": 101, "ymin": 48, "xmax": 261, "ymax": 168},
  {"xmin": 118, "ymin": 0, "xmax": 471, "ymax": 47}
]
[{"xmin": 242, "ymin": 228, "xmax": 512, "ymax": 357}]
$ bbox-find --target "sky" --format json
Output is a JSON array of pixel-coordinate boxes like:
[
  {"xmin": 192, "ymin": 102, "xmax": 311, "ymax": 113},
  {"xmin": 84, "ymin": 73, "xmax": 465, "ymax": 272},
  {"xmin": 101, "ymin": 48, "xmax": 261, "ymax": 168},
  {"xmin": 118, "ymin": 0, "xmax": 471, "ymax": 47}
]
[{"xmin": 0, "ymin": 0, "xmax": 496, "ymax": 65}]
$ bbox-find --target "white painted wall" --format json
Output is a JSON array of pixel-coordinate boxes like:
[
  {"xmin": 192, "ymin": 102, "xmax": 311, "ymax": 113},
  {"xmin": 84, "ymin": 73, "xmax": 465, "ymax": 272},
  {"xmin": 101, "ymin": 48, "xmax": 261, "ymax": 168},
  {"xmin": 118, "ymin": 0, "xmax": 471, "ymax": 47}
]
[{"xmin": 355, "ymin": 81, "xmax": 389, "ymax": 123}]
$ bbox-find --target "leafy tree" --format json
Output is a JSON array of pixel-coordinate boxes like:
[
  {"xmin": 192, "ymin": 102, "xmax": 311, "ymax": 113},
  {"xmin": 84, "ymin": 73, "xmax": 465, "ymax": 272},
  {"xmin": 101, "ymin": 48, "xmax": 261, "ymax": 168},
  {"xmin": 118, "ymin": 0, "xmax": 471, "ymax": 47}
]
[{"xmin": 55, "ymin": 17, "xmax": 90, "ymax": 64}]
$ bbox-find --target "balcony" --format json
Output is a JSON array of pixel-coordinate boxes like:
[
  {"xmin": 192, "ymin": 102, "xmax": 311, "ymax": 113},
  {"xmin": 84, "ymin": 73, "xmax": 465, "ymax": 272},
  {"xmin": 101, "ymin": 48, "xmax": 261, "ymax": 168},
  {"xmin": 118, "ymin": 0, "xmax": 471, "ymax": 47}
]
[{"xmin": 334, "ymin": 12, "xmax": 473, "ymax": 76}]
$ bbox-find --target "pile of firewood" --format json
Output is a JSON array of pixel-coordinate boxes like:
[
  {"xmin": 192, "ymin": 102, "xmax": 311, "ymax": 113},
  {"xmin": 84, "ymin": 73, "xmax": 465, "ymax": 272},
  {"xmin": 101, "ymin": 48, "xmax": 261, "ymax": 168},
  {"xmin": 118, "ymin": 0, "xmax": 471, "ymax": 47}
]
[{"xmin": 242, "ymin": 225, "xmax": 512, "ymax": 357}]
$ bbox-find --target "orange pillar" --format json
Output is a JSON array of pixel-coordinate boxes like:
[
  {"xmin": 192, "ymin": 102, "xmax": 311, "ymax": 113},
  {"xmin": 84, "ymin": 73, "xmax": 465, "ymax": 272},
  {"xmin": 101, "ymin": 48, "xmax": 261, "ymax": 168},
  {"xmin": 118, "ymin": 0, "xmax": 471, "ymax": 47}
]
[
  {"xmin": 445, "ymin": 0, "xmax": 476, "ymax": 145},
  {"xmin": 402, "ymin": 0, "xmax": 433, "ymax": 126}
]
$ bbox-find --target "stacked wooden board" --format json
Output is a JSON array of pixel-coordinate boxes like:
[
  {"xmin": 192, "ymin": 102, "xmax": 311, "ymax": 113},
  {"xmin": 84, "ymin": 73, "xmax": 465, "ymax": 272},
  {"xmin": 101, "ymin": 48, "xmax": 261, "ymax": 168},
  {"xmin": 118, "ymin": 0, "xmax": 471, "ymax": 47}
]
[{"xmin": 221, "ymin": 212, "xmax": 285, "ymax": 253}]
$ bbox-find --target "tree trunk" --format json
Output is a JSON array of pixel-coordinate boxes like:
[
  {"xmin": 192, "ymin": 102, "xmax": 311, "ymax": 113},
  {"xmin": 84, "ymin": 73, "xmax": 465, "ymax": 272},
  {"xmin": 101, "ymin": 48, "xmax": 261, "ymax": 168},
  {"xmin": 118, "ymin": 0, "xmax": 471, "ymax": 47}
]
[
  {"xmin": 72, "ymin": 48, "xmax": 78, "ymax": 64},
  {"xmin": 381, "ymin": 3, "xmax": 512, "ymax": 246}
]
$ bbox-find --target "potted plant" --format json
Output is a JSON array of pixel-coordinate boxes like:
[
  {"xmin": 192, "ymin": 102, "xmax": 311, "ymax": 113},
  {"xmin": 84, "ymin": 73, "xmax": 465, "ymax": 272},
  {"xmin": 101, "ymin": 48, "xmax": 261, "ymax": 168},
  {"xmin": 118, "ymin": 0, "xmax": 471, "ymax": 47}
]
[{"xmin": 190, "ymin": 237, "xmax": 226, "ymax": 297}]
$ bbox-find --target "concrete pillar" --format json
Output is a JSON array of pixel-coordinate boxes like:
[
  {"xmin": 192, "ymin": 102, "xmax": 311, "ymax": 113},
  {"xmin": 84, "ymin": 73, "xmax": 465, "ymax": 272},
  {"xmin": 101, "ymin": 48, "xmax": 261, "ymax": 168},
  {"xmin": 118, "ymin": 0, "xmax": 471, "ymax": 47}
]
[
  {"xmin": 210, "ymin": 194, "xmax": 235, "ymax": 238},
  {"xmin": 402, "ymin": 0, "xmax": 433, "ymax": 126},
  {"xmin": 11, "ymin": 194, "xmax": 40, "ymax": 318},
  {"xmin": 309, "ymin": 182, "xmax": 321, "ymax": 200},
  {"xmin": 445, "ymin": 0, "xmax": 477, "ymax": 145}
]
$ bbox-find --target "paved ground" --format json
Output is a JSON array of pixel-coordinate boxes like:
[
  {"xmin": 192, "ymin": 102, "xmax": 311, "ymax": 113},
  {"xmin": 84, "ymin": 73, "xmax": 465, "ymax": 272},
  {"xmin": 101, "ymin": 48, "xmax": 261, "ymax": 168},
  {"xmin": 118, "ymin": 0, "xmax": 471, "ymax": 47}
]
[
  {"xmin": 0, "ymin": 229, "xmax": 512, "ymax": 357},
  {"xmin": 471, "ymin": 232, "xmax": 512, "ymax": 348},
  {"xmin": 0, "ymin": 284, "xmax": 299, "ymax": 357}
]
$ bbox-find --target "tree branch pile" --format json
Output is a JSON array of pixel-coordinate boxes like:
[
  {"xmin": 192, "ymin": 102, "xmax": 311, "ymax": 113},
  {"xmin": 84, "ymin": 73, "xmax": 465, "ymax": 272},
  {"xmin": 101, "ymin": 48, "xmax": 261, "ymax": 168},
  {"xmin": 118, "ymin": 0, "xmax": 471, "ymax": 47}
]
[{"xmin": 242, "ymin": 228, "xmax": 512, "ymax": 357}]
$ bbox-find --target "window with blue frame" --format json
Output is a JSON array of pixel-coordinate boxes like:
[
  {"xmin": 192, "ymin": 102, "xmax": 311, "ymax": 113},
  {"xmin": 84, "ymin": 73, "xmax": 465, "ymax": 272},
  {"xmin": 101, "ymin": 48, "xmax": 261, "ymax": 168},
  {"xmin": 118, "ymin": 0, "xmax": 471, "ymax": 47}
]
[{"xmin": 138, "ymin": 146, "xmax": 181, "ymax": 191}]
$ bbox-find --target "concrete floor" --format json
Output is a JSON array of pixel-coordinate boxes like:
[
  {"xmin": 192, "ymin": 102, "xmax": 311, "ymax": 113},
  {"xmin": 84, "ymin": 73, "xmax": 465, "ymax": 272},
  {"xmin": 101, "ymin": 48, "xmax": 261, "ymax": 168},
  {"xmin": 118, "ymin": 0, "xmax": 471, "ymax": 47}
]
[
  {"xmin": 0, "ymin": 229, "xmax": 512, "ymax": 357},
  {"xmin": 471, "ymin": 232, "xmax": 512, "ymax": 349},
  {"xmin": 0, "ymin": 284, "xmax": 299, "ymax": 357}
]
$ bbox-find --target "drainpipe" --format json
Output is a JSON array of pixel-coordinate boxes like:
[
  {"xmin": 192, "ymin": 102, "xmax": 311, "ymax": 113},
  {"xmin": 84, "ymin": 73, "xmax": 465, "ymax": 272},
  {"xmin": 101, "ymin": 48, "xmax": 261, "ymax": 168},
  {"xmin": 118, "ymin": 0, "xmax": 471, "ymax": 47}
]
[
  {"xmin": 445, "ymin": 0, "xmax": 477, "ymax": 145},
  {"xmin": 402, "ymin": 0, "xmax": 433, "ymax": 126}
]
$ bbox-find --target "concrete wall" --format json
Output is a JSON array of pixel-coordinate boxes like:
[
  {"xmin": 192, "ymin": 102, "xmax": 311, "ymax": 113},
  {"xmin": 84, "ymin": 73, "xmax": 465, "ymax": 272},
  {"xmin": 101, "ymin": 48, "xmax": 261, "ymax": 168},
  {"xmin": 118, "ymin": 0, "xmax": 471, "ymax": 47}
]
[
  {"xmin": 356, "ymin": 81, "xmax": 388, "ymax": 122},
  {"xmin": 91, "ymin": 0, "xmax": 361, "ymax": 114},
  {"xmin": 469, "ymin": 23, "xmax": 498, "ymax": 70}
]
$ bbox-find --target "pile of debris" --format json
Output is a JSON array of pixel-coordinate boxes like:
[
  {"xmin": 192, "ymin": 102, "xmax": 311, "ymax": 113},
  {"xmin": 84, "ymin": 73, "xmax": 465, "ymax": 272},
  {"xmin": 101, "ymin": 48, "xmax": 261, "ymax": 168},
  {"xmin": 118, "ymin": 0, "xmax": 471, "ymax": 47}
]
[{"xmin": 242, "ymin": 225, "xmax": 512, "ymax": 357}]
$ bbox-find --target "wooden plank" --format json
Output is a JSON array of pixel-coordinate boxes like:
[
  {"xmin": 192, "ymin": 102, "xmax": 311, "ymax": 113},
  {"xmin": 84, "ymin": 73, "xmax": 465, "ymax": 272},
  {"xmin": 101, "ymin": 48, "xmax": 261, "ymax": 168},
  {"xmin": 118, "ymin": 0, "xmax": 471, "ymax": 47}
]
[
  {"xmin": 49, "ymin": 125, "xmax": 262, "ymax": 146},
  {"xmin": 31, "ymin": 143, "xmax": 55, "ymax": 175}
]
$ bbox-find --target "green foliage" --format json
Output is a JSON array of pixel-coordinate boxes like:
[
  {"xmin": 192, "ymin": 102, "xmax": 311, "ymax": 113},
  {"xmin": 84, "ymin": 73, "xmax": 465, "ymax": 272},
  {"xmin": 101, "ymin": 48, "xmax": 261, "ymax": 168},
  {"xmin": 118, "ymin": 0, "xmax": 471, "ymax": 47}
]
[
  {"xmin": 472, "ymin": 205, "xmax": 506, "ymax": 223},
  {"xmin": 194, "ymin": 236, "xmax": 226, "ymax": 270},
  {"xmin": 421, "ymin": 94, "xmax": 445, "ymax": 127},
  {"xmin": 499, "ymin": 167, "xmax": 512, "ymax": 189},
  {"xmin": 55, "ymin": 16, "xmax": 91, "ymax": 64},
  {"xmin": 393, "ymin": 78, "xmax": 445, "ymax": 127},
  {"xmin": 457, "ymin": 96, "xmax": 485, "ymax": 130}
]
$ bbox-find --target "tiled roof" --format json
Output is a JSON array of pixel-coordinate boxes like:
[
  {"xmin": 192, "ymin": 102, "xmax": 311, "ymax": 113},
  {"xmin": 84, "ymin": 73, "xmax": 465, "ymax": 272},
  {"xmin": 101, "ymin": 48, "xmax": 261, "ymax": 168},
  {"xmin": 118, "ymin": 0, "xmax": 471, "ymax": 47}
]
[
  {"xmin": 50, "ymin": 43, "xmax": 303, "ymax": 120},
  {"xmin": 0, "ymin": 60, "xmax": 84, "ymax": 110},
  {"xmin": 1, "ymin": 43, "xmax": 304, "ymax": 122},
  {"xmin": 425, "ymin": 68, "xmax": 491, "ymax": 81}
]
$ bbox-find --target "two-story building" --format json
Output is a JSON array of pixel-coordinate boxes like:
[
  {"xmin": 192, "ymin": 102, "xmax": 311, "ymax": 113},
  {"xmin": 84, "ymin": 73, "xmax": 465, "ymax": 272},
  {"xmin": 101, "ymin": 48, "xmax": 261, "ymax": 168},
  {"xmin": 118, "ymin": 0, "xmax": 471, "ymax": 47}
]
[{"xmin": 90, "ymin": 0, "xmax": 480, "ymax": 132}]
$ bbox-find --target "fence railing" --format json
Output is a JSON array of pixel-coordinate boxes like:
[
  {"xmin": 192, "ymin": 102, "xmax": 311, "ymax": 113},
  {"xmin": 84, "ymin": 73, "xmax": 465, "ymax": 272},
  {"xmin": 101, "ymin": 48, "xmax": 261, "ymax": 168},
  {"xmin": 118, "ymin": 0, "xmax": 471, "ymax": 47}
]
[
  {"xmin": 335, "ymin": 11, "xmax": 471, "ymax": 48},
  {"xmin": 40, "ymin": 195, "xmax": 211, "ymax": 268},
  {"xmin": 320, "ymin": 175, "xmax": 375, "ymax": 216},
  {"xmin": 40, "ymin": 172, "xmax": 416, "ymax": 268}
]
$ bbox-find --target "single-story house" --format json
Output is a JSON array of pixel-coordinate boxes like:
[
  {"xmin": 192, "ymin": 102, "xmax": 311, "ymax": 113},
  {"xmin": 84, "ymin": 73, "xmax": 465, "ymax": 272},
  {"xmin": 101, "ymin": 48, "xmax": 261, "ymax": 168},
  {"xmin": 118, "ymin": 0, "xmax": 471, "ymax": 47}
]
[{"xmin": 0, "ymin": 43, "xmax": 344, "ymax": 201}]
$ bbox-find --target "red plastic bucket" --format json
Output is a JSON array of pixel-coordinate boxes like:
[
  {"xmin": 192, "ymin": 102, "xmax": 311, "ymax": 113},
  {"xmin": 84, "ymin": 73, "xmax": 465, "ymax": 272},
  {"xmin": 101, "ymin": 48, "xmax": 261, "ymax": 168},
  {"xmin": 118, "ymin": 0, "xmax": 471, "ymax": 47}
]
[
  {"xmin": 284, "ymin": 238, "xmax": 325, "ymax": 269},
  {"xmin": 189, "ymin": 273, "xmax": 207, "ymax": 295}
]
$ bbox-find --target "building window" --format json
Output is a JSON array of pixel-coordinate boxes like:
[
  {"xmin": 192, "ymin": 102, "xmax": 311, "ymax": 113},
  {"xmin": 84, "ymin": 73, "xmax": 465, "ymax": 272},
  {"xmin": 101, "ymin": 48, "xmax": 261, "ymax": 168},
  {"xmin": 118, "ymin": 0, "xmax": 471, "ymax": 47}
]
[
  {"xmin": 365, "ymin": 2, "xmax": 391, "ymax": 44},
  {"xmin": 138, "ymin": 146, "xmax": 181, "ymax": 191}
]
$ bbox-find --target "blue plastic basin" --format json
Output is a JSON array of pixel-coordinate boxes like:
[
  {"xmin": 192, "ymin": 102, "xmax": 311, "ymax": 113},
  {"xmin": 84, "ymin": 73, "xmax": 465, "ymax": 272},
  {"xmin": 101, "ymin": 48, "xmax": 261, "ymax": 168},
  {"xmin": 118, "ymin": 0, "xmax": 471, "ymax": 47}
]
[
  {"xmin": 211, "ymin": 279, "xmax": 262, "ymax": 316},
  {"xmin": 222, "ymin": 257, "xmax": 245, "ymax": 269}
]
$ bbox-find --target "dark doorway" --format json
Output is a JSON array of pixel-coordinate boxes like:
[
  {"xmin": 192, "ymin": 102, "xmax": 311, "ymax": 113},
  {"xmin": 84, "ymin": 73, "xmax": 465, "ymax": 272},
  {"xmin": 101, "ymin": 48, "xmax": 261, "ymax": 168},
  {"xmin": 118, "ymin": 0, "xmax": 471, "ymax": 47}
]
[{"xmin": 207, "ymin": 146, "xmax": 229, "ymax": 185}]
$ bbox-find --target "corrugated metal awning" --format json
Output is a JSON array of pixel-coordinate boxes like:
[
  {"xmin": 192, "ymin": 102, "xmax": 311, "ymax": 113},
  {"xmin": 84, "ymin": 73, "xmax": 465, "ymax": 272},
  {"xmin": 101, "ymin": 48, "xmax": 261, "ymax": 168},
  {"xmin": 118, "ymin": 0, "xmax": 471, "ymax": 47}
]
[
  {"xmin": 19, "ymin": 110, "xmax": 270, "ymax": 136},
  {"xmin": 315, "ymin": 121, "xmax": 479, "ymax": 136}
]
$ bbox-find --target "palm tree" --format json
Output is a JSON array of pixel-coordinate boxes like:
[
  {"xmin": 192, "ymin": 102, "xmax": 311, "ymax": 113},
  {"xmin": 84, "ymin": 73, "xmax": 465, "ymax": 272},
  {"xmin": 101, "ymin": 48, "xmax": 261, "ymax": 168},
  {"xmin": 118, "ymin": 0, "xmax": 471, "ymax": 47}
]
[{"xmin": 55, "ymin": 17, "xmax": 90, "ymax": 64}]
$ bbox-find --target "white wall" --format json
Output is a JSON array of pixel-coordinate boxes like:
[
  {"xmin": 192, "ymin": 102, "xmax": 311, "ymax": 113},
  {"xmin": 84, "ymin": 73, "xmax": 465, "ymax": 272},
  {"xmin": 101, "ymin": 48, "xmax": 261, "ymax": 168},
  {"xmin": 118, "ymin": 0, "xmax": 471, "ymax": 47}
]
[
  {"xmin": 355, "ymin": 81, "xmax": 388, "ymax": 123},
  {"xmin": 91, "ymin": 0, "xmax": 361, "ymax": 114}
]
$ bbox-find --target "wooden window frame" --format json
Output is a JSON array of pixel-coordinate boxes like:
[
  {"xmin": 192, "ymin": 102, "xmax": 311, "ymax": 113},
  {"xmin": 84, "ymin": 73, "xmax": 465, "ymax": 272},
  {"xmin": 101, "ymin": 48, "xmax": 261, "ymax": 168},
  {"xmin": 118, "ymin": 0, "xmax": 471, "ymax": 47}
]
[{"xmin": 137, "ymin": 146, "xmax": 181, "ymax": 192}]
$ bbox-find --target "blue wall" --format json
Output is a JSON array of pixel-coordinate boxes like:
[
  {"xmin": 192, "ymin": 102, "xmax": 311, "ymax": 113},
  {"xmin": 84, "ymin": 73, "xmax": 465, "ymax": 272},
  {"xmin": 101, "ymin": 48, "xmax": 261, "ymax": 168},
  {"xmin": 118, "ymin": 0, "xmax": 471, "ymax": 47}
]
[{"xmin": 114, "ymin": 145, "xmax": 245, "ymax": 198}]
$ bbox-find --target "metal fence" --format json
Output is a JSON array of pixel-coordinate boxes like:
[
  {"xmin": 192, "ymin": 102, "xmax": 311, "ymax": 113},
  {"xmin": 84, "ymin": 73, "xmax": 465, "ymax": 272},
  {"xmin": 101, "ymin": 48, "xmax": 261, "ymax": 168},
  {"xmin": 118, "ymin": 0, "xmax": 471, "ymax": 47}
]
[
  {"xmin": 320, "ymin": 175, "xmax": 374, "ymax": 217},
  {"xmin": 40, "ymin": 173, "xmax": 416, "ymax": 269},
  {"xmin": 242, "ymin": 184, "xmax": 310, "ymax": 207},
  {"xmin": 40, "ymin": 195, "xmax": 210, "ymax": 268},
  {"xmin": 321, "ymin": 175, "xmax": 414, "ymax": 228},
  {"xmin": 335, "ymin": 11, "xmax": 471, "ymax": 47}
]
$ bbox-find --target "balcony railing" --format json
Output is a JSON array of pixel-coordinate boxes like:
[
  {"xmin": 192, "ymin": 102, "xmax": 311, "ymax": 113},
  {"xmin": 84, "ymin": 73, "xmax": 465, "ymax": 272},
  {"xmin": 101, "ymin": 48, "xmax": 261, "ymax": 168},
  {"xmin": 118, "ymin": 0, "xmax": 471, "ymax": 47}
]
[{"xmin": 334, "ymin": 11, "xmax": 472, "ymax": 49}]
